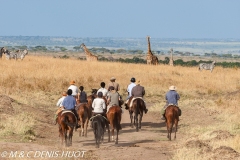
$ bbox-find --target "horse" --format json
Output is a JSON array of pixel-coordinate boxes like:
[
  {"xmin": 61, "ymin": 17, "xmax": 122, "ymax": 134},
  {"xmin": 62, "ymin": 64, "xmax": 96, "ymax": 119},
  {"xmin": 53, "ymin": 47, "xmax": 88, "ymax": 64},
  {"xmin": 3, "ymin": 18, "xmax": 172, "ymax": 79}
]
[
  {"xmin": 91, "ymin": 114, "xmax": 109, "ymax": 148},
  {"xmin": 76, "ymin": 102, "xmax": 91, "ymax": 137},
  {"xmin": 164, "ymin": 105, "xmax": 179, "ymax": 141},
  {"xmin": 106, "ymin": 105, "xmax": 122, "ymax": 144},
  {"xmin": 126, "ymin": 97, "xmax": 145, "ymax": 132},
  {"xmin": 57, "ymin": 110, "xmax": 77, "ymax": 146}
]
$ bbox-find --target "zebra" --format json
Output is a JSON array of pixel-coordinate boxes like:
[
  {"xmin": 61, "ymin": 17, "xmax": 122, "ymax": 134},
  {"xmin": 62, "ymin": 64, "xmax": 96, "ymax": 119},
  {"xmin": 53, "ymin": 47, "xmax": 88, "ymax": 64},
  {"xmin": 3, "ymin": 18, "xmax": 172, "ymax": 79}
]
[
  {"xmin": 5, "ymin": 49, "xmax": 28, "ymax": 60},
  {"xmin": 15, "ymin": 49, "xmax": 28, "ymax": 60},
  {"xmin": 5, "ymin": 50, "xmax": 17, "ymax": 60},
  {"xmin": 199, "ymin": 61, "xmax": 216, "ymax": 73},
  {"xmin": 0, "ymin": 47, "xmax": 7, "ymax": 59}
]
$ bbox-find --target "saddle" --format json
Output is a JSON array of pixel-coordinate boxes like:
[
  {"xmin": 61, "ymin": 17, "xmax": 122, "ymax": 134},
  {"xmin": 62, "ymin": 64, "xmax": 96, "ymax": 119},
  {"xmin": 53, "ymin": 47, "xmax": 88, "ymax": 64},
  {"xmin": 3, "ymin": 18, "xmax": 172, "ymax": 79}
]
[
  {"xmin": 129, "ymin": 97, "xmax": 144, "ymax": 109},
  {"xmin": 89, "ymin": 114, "xmax": 108, "ymax": 121},
  {"xmin": 61, "ymin": 110, "xmax": 78, "ymax": 122},
  {"xmin": 162, "ymin": 104, "xmax": 181, "ymax": 116}
]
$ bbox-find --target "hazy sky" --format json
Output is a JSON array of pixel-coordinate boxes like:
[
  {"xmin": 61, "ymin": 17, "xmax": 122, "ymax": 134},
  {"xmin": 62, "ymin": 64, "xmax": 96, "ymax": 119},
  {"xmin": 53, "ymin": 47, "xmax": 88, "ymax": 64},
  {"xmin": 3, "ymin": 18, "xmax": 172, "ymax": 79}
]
[{"xmin": 1, "ymin": 0, "xmax": 239, "ymax": 39}]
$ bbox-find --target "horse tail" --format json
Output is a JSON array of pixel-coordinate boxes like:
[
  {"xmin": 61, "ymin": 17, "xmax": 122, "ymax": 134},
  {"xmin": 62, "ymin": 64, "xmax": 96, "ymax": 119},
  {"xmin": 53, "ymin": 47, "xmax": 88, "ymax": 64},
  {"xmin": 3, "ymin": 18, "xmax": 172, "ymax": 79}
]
[
  {"xmin": 135, "ymin": 99, "xmax": 139, "ymax": 116},
  {"xmin": 93, "ymin": 118, "xmax": 103, "ymax": 140},
  {"xmin": 114, "ymin": 111, "xmax": 121, "ymax": 131},
  {"xmin": 62, "ymin": 114, "xmax": 75, "ymax": 128}
]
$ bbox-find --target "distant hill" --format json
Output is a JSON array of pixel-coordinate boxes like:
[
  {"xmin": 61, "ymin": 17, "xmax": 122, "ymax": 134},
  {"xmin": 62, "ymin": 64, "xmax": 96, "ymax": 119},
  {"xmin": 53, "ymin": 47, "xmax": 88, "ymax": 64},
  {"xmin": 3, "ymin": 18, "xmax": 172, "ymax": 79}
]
[{"xmin": 0, "ymin": 36, "xmax": 239, "ymax": 55}]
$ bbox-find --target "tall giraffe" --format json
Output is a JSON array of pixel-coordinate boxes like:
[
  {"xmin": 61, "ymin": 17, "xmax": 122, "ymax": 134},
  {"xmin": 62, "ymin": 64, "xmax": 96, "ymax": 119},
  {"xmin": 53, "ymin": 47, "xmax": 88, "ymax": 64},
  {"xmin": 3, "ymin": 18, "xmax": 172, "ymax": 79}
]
[
  {"xmin": 80, "ymin": 43, "xmax": 98, "ymax": 61},
  {"xmin": 146, "ymin": 36, "xmax": 158, "ymax": 65},
  {"xmin": 169, "ymin": 48, "xmax": 174, "ymax": 66}
]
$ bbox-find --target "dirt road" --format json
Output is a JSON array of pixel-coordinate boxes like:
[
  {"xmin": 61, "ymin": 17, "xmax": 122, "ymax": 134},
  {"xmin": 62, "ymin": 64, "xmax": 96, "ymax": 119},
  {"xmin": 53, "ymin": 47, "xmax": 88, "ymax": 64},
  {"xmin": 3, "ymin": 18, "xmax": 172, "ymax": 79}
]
[{"xmin": 0, "ymin": 100, "xmax": 177, "ymax": 160}]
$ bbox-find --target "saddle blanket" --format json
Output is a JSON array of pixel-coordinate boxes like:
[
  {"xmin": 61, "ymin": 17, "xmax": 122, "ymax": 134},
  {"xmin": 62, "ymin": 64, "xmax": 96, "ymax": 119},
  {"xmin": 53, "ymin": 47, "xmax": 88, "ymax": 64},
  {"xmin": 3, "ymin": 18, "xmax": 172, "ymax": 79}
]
[
  {"xmin": 89, "ymin": 114, "xmax": 108, "ymax": 121},
  {"xmin": 61, "ymin": 110, "xmax": 78, "ymax": 122},
  {"xmin": 129, "ymin": 97, "xmax": 144, "ymax": 109},
  {"xmin": 107, "ymin": 105, "xmax": 123, "ymax": 114}
]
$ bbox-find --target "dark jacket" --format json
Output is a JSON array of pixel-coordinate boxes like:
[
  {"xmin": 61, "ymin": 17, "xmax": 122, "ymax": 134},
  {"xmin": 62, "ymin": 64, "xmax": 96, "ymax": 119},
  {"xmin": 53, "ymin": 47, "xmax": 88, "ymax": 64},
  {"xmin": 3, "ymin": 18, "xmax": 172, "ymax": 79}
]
[{"xmin": 131, "ymin": 85, "xmax": 145, "ymax": 98}]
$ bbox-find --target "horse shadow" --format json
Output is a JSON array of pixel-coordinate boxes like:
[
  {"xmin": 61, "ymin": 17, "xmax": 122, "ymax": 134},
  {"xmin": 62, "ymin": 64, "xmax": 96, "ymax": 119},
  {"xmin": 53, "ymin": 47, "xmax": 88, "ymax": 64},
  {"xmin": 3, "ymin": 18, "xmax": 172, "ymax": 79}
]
[
  {"xmin": 80, "ymin": 139, "xmax": 156, "ymax": 148},
  {"xmin": 120, "ymin": 121, "xmax": 167, "ymax": 133},
  {"xmin": 114, "ymin": 139, "xmax": 155, "ymax": 147}
]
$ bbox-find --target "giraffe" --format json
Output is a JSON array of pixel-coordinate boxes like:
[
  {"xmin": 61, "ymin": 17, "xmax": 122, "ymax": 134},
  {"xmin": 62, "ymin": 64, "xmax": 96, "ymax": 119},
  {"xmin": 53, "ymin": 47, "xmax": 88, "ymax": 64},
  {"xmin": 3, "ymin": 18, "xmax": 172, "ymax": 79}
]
[
  {"xmin": 80, "ymin": 43, "xmax": 98, "ymax": 61},
  {"xmin": 169, "ymin": 48, "xmax": 174, "ymax": 66},
  {"xmin": 146, "ymin": 36, "xmax": 158, "ymax": 65}
]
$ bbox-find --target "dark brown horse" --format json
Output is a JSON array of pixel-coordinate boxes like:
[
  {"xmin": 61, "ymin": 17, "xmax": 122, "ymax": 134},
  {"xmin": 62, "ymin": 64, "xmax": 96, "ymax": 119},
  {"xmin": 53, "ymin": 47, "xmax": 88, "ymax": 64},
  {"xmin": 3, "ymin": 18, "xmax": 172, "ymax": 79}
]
[
  {"xmin": 76, "ymin": 101, "xmax": 91, "ymax": 137},
  {"xmin": 126, "ymin": 97, "xmax": 145, "ymax": 132},
  {"xmin": 106, "ymin": 105, "xmax": 122, "ymax": 144},
  {"xmin": 91, "ymin": 114, "xmax": 109, "ymax": 148},
  {"xmin": 164, "ymin": 105, "xmax": 179, "ymax": 140},
  {"xmin": 57, "ymin": 110, "xmax": 77, "ymax": 146}
]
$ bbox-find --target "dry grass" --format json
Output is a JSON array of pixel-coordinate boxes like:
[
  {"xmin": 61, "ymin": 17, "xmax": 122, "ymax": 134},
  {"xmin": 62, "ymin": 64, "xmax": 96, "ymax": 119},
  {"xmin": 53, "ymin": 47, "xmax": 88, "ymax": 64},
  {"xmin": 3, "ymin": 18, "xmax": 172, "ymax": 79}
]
[{"xmin": 0, "ymin": 55, "xmax": 240, "ymax": 159}]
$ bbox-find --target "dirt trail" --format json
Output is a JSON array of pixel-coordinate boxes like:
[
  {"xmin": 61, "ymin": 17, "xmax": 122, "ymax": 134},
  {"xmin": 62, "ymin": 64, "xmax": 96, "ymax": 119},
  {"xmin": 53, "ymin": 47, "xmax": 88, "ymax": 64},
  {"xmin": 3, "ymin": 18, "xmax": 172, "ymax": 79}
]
[
  {"xmin": 0, "ymin": 101, "xmax": 178, "ymax": 160},
  {"xmin": 2, "ymin": 97, "xmax": 234, "ymax": 160}
]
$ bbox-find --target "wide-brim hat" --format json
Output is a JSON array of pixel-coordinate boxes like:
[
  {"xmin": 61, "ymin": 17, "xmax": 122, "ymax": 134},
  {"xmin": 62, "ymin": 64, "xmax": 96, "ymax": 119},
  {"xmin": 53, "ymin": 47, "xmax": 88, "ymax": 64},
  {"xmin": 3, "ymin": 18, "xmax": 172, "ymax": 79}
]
[
  {"xmin": 62, "ymin": 91, "xmax": 67, "ymax": 96},
  {"xmin": 70, "ymin": 80, "xmax": 75, "ymax": 85},
  {"xmin": 110, "ymin": 77, "xmax": 116, "ymax": 81},
  {"xmin": 169, "ymin": 85, "xmax": 176, "ymax": 90},
  {"xmin": 137, "ymin": 80, "xmax": 141, "ymax": 85}
]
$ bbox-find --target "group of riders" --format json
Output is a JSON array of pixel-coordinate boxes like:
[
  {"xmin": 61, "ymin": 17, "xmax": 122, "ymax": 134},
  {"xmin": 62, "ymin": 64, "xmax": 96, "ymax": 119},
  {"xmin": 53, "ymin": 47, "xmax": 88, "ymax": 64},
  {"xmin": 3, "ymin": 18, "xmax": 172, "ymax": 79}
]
[{"xmin": 54, "ymin": 77, "xmax": 181, "ymax": 128}]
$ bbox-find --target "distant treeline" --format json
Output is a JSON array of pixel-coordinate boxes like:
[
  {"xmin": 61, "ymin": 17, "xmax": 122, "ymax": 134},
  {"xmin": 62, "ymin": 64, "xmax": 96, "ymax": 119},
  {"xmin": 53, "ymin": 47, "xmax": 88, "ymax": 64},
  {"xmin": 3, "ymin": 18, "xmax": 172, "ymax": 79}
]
[
  {"xmin": 4, "ymin": 45, "xmax": 240, "ymax": 58},
  {"xmin": 98, "ymin": 56, "xmax": 240, "ymax": 68},
  {"xmin": 4, "ymin": 45, "xmax": 240, "ymax": 68}
]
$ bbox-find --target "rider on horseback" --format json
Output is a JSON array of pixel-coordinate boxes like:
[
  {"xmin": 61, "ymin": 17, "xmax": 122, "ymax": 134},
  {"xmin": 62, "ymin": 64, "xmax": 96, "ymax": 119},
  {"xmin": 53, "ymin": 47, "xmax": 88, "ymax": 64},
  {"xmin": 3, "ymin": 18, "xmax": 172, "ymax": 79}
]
[
  {"xmin": 107, "ymin": 86, "xmax": 123, "ymax": 113},
  {"xmin": 54, "ymin": 91, "xmax": 67, "ymax": 125},
  {"xmin": 126, "ymin": 80, "xmax": 148, "ymax": 114},
  {"xmin": 78, "ymin": 86, "xmax": 88, "ymax": 103},
  {"xmin": 97, "ymin": 82, "xmax": 108, "ymax": 97},
  {"xmin": 90, "ymin": 92, "xmax": 108, "ymax": 127},
  {"xmin": 62, "ymin": 89, "xmax": 80, "ymax": 128},
  {"xmin": 125, "ymin": 77, "xmax": 136, "ymax": 109},
  {"xmin": 161, "ymin": 86, "xmax": 181, "ymax": 120}
]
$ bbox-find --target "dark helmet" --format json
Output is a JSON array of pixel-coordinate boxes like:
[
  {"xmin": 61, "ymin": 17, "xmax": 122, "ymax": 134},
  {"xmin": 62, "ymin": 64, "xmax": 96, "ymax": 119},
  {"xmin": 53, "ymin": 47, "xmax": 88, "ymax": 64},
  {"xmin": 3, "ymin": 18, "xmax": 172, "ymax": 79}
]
[{"xmin": 130, "ymin": 77, "xmax": 136, "ymax": 82}]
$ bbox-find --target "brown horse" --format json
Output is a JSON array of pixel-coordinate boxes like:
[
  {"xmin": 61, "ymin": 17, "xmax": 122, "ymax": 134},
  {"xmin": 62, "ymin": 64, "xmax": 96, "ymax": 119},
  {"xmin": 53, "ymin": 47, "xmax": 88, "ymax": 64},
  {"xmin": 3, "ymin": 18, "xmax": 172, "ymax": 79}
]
[
  {"xmin": 164, "ymin": 105, "xmax": 179, "ymax": 140},
  {"xmin": 106, "ymin": 105, "xmax": 122, "ymax": 144},
  {"xmin": 126, "ymin": 97, "xmax": 145, "ymax": 132},
  {"xmin": 77, "ymin": 102, "xmax": 91, "ymax": 137},
  {"xmin": 57, "ymin": 110, "xmax": 77, "ymax": 146}
]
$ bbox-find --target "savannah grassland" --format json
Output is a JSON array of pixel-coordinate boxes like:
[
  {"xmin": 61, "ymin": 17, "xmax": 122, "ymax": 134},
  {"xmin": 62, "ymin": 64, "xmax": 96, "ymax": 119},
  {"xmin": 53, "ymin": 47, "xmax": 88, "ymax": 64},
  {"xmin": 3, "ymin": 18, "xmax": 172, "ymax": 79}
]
[{"xmin": 0, "ymin": 54, "xmax": 240, "ymax": 159}]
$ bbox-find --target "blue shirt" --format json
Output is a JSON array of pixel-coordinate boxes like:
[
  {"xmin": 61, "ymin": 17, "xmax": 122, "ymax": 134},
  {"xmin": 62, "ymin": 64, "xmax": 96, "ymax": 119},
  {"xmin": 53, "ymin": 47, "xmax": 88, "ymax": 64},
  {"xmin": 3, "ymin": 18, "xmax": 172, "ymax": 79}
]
[
  {"xmin": 165, "ymin": 90, "xmax": 180, "ymax": 105},
  {"xmin": 62, "ymin": 95, "xmax": 76, "ymax": 110}
]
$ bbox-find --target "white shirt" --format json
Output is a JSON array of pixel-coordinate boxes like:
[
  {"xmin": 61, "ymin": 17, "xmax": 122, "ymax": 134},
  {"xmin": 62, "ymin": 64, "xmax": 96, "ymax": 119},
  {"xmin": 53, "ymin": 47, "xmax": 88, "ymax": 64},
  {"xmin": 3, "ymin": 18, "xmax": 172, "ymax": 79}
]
[
  {"xmin": 68, "ymin": 85, "xmax": 78, "ymax": 96},
  {"xmin": 92, "ymin": 98, "xmax": 106, "ymax": 113},
  {"xmin": 127, "ymin": 83, "xmax": 136, "ymax": 97},
  {"xmin": 56, "ymin": 96, "xmax": 66, "ymax": 107},
  {"xmin": 97, "ymin": 88, "xmax": 108, "ymax": 97}
]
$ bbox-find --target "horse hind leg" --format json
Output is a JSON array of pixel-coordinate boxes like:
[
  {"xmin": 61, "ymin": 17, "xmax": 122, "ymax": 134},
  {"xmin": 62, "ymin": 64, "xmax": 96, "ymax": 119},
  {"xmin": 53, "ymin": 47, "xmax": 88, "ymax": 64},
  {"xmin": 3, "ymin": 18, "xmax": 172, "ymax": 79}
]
[
  {"xmin": 130, "ymin": 111, "xmax": 134, "ymax": 128},
  {"xmin": 174, "ymin": 119, "xmax": 178, "ymax": 140},
  {"xmin": 106, "ymin": 122, "xmax": 110, "ymax": 142},
  {"xmin": 84, "ymin": 120, "xmax": 89, "ymax": 137},
  {"xmin": 139, "ymin": 113, "xmax": 143, "ymax": 129},
  {"xmin": 111, "ymin": 129, "xmax": 115, "ymax": 141},
  {"xmin": 115, "ymin": 129, "xmax": 119, "ymax": 144},
  {"xmin": 135, "ymin": 113, "xmax": 139, "ymax": 132}
]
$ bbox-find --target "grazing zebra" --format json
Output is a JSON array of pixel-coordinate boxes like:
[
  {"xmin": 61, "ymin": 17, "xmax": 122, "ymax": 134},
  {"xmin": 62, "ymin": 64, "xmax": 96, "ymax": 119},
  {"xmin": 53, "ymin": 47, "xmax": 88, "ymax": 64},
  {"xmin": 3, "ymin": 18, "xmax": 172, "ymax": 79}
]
[
  {"xmin": 199, "ymin": 61, "xmax": 216, "ymax": 73},
  {"xmin": 0, "ymin": 47, "xmax": 7, "ymax": 58},
  {"xmin": 5, "ymin": 50, "xmax": 17, "ymax": 60},
  {"xmin": 5, "ymin": 49, "xmax": 28, "ymax": 60},
  {"xmin": 15, "ymin": 49, "xmax": 28, "ymax": 60}
]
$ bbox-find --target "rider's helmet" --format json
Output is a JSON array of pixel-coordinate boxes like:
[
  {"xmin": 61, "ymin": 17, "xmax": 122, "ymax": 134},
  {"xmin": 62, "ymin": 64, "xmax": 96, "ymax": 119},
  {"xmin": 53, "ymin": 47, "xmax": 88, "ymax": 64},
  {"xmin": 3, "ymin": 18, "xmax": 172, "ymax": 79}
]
[{"xmin": 130, "ymin": 77, "xmax": 136, "ymax": 82}]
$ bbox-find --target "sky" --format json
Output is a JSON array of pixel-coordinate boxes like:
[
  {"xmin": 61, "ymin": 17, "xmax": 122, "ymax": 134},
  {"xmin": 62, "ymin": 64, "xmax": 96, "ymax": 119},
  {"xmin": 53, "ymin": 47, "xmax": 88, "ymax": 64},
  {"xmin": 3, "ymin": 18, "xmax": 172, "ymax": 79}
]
[{"xmin": 0, "ymin": 0, "xmax": 239, "ymax": 39}]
